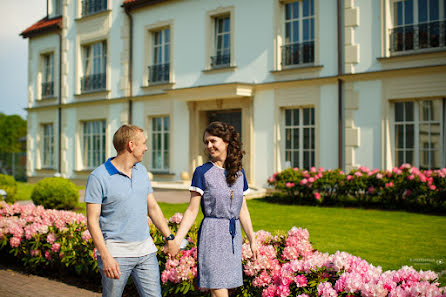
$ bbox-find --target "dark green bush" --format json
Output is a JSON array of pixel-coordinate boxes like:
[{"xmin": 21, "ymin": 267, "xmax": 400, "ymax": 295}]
[
  {"xmin": 31, "ymin": 177, "xmax": 79, "ymax": 210},
  {"xmin": 0, "ymin": 174, "xmax": 17, "ymax": 203}
]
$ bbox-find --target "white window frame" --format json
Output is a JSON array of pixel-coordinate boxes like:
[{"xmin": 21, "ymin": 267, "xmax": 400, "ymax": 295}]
[
  {"xmin": 212, "ymin": 15, "xmax": 231, "ymax": 68},
  {"xmin": 389, "ymin": 0, "xmax": 446, "ymax": 52},
  {"xmin": 283, "ymin": 0, "xmax": 315, "ymax": 67},
  {"xmin": 82, "ymin": 120, "xmax": 106, "ymax": 169},
  {"xmin": 42, "ymin": 123, "xmax": 55, "ymax": 169},
  {"xmin": 393, "ymin": 99, "xmax": 445, "ymax": 169},
  {"xmin": 41, "ymin": 53, "xmax": 55, "ymax": 98},
  {"xmin": 283, "ymin": 107, "xmax": 316, "ymax": 169},
  {"xmin": 54, "ymin": 0, "xmax": 62, "ymax": 16},
  {"xmin": 81, "ymin": 41, "xmax": 107, "ymax": 92},
  {"xmin": 149, "ymin": 28, "xmax": 170, "ymax": 84},
  {"xmin": 205, "ymin": 6, "xmax": 235, "ymax": 70},
  {"xmin": 150, "ymin": 116, "xmax": 170, "ymax": 172}
]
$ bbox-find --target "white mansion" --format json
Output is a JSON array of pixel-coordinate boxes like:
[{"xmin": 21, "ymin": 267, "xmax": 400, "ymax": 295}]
[{"xmin": 21, "ymin": 0, "xmax": 446, "ymax": 187}]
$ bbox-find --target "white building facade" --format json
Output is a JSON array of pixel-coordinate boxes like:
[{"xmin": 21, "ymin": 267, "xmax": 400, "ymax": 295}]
[{"xmin": 22, "ymin": 0, "xmax": 446, "ymax": 187}]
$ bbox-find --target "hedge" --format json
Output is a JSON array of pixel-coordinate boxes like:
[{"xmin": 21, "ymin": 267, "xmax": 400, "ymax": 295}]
[
  {"xmin": 0, "ymin": 174, "xmax": 17, "ymax": 204},
  {"xmin": 267, "ymin": 164, "xmax": 446, "ymax": 213},
  {"xmin": 1, "ymin": 202, "xmax": 445, "ymax": 296}
]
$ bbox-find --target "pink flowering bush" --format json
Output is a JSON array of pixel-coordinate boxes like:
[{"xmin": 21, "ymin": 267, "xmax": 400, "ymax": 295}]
[
  {"xmin": 156, "ymin": 215, "xmax": 446, "ymax": 297},
  {"xmin": 267, "ymin": 165, "xmax": 446, "ymax": 213},
  {"xmin": 2, "ymin": 203, "xmax": 445, "ymax": 296},
  {"xmin": 0, "ymin": 201, "xmax": 97, "ymax": 276}
]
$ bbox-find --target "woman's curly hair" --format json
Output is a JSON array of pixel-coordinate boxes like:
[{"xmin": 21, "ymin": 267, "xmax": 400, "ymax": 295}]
[{"xmin": 203, "ymin": 121, "xmax": 245, "ymax": 186}]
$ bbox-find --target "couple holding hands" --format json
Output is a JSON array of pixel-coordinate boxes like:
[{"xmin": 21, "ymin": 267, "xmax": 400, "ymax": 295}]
[{"xmin": 85, "ymin": 122, "xmax": 259, "ymax": 297}]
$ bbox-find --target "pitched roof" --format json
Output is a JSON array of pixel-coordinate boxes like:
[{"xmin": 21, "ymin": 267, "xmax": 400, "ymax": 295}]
[
  {"xmin": 21, "ymin": 16, "xmax": 62, "ymax": 39},
  {"xmin": 122, "ymin": 0, "xmax": 169, "ymax": 10}
]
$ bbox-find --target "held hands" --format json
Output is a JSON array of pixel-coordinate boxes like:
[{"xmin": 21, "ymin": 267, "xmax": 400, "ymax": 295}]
[{"xmin": 166, "ymin": 238, "xmax": 180, "ymax": 257}]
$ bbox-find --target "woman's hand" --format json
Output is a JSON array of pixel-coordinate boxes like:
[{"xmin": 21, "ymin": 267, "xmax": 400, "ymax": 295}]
[{"xmin": 250, "ymin": 240, "xmax": 259, "ymax": 261}]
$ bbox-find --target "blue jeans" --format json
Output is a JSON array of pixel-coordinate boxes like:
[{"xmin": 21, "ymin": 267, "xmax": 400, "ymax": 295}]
[{"xmin": 97, "ymin": 252, "xmax": 162, "ymax": 297}]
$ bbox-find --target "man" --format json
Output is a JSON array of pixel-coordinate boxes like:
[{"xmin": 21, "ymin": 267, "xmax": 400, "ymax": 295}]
[{"xmin": 85, "ymin": 124, "xmax": 175, "ymax": 297}]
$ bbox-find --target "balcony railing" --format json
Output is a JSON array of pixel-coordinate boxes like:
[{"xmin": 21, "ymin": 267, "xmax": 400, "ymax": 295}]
[
  {"xmin": 41, "ymin": 81, "xmax": 54, "ymax": 98},
  {"xmin": 281, "ymin": 41, "xmax": 315, "ymax": 66},
  {"xmin": 210, "ymin": 53, "xmax": 231, "ymax": 68},
  {"xmin": 81, "ymin": 73, "xmax": 106, "ymax": 93},
  {"xmin": 82, "ymin": 0, "xmax": 107, "ymax": 17},
  {"xmin": 148, "ymin": 63, "xmax": 170, "ymax": 84},
  {"xmin": 390, "ymin": 20, "xmax": 446, "ymax": 53}
]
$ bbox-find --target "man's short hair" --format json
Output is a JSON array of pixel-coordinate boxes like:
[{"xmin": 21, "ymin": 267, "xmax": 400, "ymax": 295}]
[{"xmin": 113, "ymin": 124, "xmax": 144, "ymax": 153}]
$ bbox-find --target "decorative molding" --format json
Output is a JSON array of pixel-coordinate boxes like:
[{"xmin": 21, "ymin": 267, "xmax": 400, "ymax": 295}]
[{"xmin": 344, "ymin": 2, "xmax": 360, "ymax": 73}]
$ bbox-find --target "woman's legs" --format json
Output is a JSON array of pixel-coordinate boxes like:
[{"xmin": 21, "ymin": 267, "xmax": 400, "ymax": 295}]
[{"xmin": 210, "ymin": 289, "xmax": 229, "ymax": 297}]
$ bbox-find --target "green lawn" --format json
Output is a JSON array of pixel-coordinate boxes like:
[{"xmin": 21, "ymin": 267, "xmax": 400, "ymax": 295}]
[
  {"xmin": 15, "ymin": 182, "xmax": 86, "ymax": 201},
  {"xmin": 15, "ymin": 182, "xmax": 36, "ymax": 201},
  {"xmin": 158, "ymin": 199, "xmax": 446, "ymax": 285}
]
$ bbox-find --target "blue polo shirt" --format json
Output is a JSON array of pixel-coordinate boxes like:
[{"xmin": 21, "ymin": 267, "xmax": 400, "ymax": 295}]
[{"xmin": 84, "ymin": 158, "xmax": 153, "ymax": 242}]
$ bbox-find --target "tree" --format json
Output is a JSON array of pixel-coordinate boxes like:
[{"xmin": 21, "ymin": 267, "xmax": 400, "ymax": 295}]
[{"xmin": 0, "ymin": 113, "xmax": 27, "ymax": 154}]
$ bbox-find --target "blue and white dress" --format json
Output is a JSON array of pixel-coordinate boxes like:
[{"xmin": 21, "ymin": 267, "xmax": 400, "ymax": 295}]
[{"xmin": 190, "ymin": 162, "xmax": 250, "ymax": 289}]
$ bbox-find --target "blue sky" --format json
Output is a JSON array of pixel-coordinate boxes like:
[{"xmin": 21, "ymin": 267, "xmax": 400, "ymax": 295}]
[{"xmin": 0, "ymin": 1, "xmax": 46, "ymax": 119}]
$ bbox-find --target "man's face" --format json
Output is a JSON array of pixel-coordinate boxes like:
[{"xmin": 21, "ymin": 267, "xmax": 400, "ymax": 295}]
[{"xmin": 132, "ymin": 131, "xmax": 148, "ymax": 162}]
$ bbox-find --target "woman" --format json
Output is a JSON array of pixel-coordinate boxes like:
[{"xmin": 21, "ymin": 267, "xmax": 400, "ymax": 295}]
[{"xmin": 170, "ymin": 121, "xmax": 259, "ymax": 297}]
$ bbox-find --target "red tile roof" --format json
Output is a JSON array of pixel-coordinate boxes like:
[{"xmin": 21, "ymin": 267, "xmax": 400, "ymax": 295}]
[{"xmin": 21, "ymin": 16, "xmax": 62, "ymax": 38}]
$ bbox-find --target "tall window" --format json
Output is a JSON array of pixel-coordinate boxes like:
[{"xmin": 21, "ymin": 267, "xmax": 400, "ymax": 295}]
[
  {"xmin": 42, "ymin": 53, "xmax": 54, "ymax": 98},
  {"xmin": 81, "ymin": 41, "xmax": 106, "ymax": 92},
  {"xmin": 391, "ymin": 0, "xmax": 446, "ymax": 52},
  {"xmin": 282, "ymin": 0, "xmax": 315, "ymax": 66},
  {"xmin": 149, "ymin": 28, "xmax": 170, "ymax": 84},
  {"xmin": 211, "ymin": 15, "xmax": 231, "ymax": 68},
  {"xmin": 82, "ymin": 0, "xmax": 107, "ymax": 17},
  {"xmin": 54, "ymin": 0, "xmax": 62, "ymax": 16},
  {"xmin": 83, "ymin": 120, "xmax": 106, "ymax": 169},
  {"xmin": 42, "ymin": 124, "xmax": 54, "ymax": 168},
  {"xmin": 151, "ymin": 117, "xmax": 169, "ymax": 171},
  {"xmin": 284, "ymin": 107, "xmax": 315, "ymax": 169},
  {"xmin": 394, "ymin": 99, "xmax": 444, "ymax": 169}
]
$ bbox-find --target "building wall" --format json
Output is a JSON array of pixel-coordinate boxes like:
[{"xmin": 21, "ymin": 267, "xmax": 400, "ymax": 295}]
[{"xmin": 24, "ymin": 0, "xmax": 446, "ymax": 187}]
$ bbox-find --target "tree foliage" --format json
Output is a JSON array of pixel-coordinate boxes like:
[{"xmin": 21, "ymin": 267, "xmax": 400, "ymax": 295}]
[{"xmin": 0, "ymin": 113, "xmax": 27, "ymax": 153}]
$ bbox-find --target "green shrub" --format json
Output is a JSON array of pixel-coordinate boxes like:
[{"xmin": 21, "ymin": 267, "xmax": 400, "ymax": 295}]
[
  {"xmin": 31, "ymin": 177, "xmax": 79, "ymax": 210},
  {"xmin": 0, "ymin": 174, "xmax": 17, "ymax": 203}
]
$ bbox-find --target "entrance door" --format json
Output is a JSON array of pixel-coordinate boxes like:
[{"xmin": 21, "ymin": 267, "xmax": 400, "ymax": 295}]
[{"xmin": 207, "ymin": 109, "xmax": 242, "ymax": 138}]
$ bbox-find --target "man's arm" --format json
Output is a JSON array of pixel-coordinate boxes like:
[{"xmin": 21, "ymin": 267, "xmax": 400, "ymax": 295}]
[
  {"xmin": 146, "ymin": 193, "xmax": 176, "ymax": 253},
  {"xmin": 86, "ymin": 203, "xmax": 121, "ymax": 279}
]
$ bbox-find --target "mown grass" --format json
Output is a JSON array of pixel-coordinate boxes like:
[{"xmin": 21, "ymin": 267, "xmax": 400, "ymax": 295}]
[
  {"xmin": 14, "ymin": 182, "xmax": 85, "ymax": 201},
  {"xmin": 158, "ymin": 199, "xmax": 446, "ymax": 285}
]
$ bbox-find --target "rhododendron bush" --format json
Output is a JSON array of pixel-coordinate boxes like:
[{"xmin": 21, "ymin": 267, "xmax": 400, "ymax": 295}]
[
  {"xmin": 1, "ymin": 202, "xmax": 445, "ymax": 296},
  {"xmin": 267, "ymin": 164, "xmax": 446, "ymax": 213}
]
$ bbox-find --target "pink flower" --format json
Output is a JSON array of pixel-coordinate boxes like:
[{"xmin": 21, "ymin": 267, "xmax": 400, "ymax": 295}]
[
  {"xmin": 82, "ymin": 230, "xmax": 92, "ymax": 242},
  {"xmin": 408, "ymin": 174, "xmax": 415, "ymax": 180},
  {"xmin": 10, "ymin": 236, "xmax": 21, "ymax": 248},
  {"xmin": 169, "ymin": 213, "xmax": 183, "ymax": 224},
  {"xmin": 51, "ymin": 243, "xmax": 61, "ymax": 253},
  {"xmin": 376, "ymin": 173, "xmax": 383, "ymax": 179},
  {"xmin": 45, "ymin": 251, "xmax": 51, "ymax": 260},
  {"xmin": 429, "ymin": 185, "xmax": 437, "ymax": 191},
  {"xmin": 47, "ymin": 233, "xmax": 56, "ymax": 244},
  {"xmin": 385, "ymin": 182, "xmax": 394, "ymax": 188},
  {"xmin": 285, "ymin": 182, "xmax": 295, "ymax": 188},
  {"xmin": 300, "ymin": 179, "xmax": 308, "ymax": 185},
  {"xmin": 314, "ymin": 192, "xmax": 321, "ymax": 200},
  {"xmin": 347, "ymin": 175, "xmax": 353, "ymax": 181},
  {"xmin": 295, "ymin": 275, "xmax": 308, "ymax": 287},
  {"xmin": 367, "ymin": 187, "xmax": 376, "ymax": 194}
]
